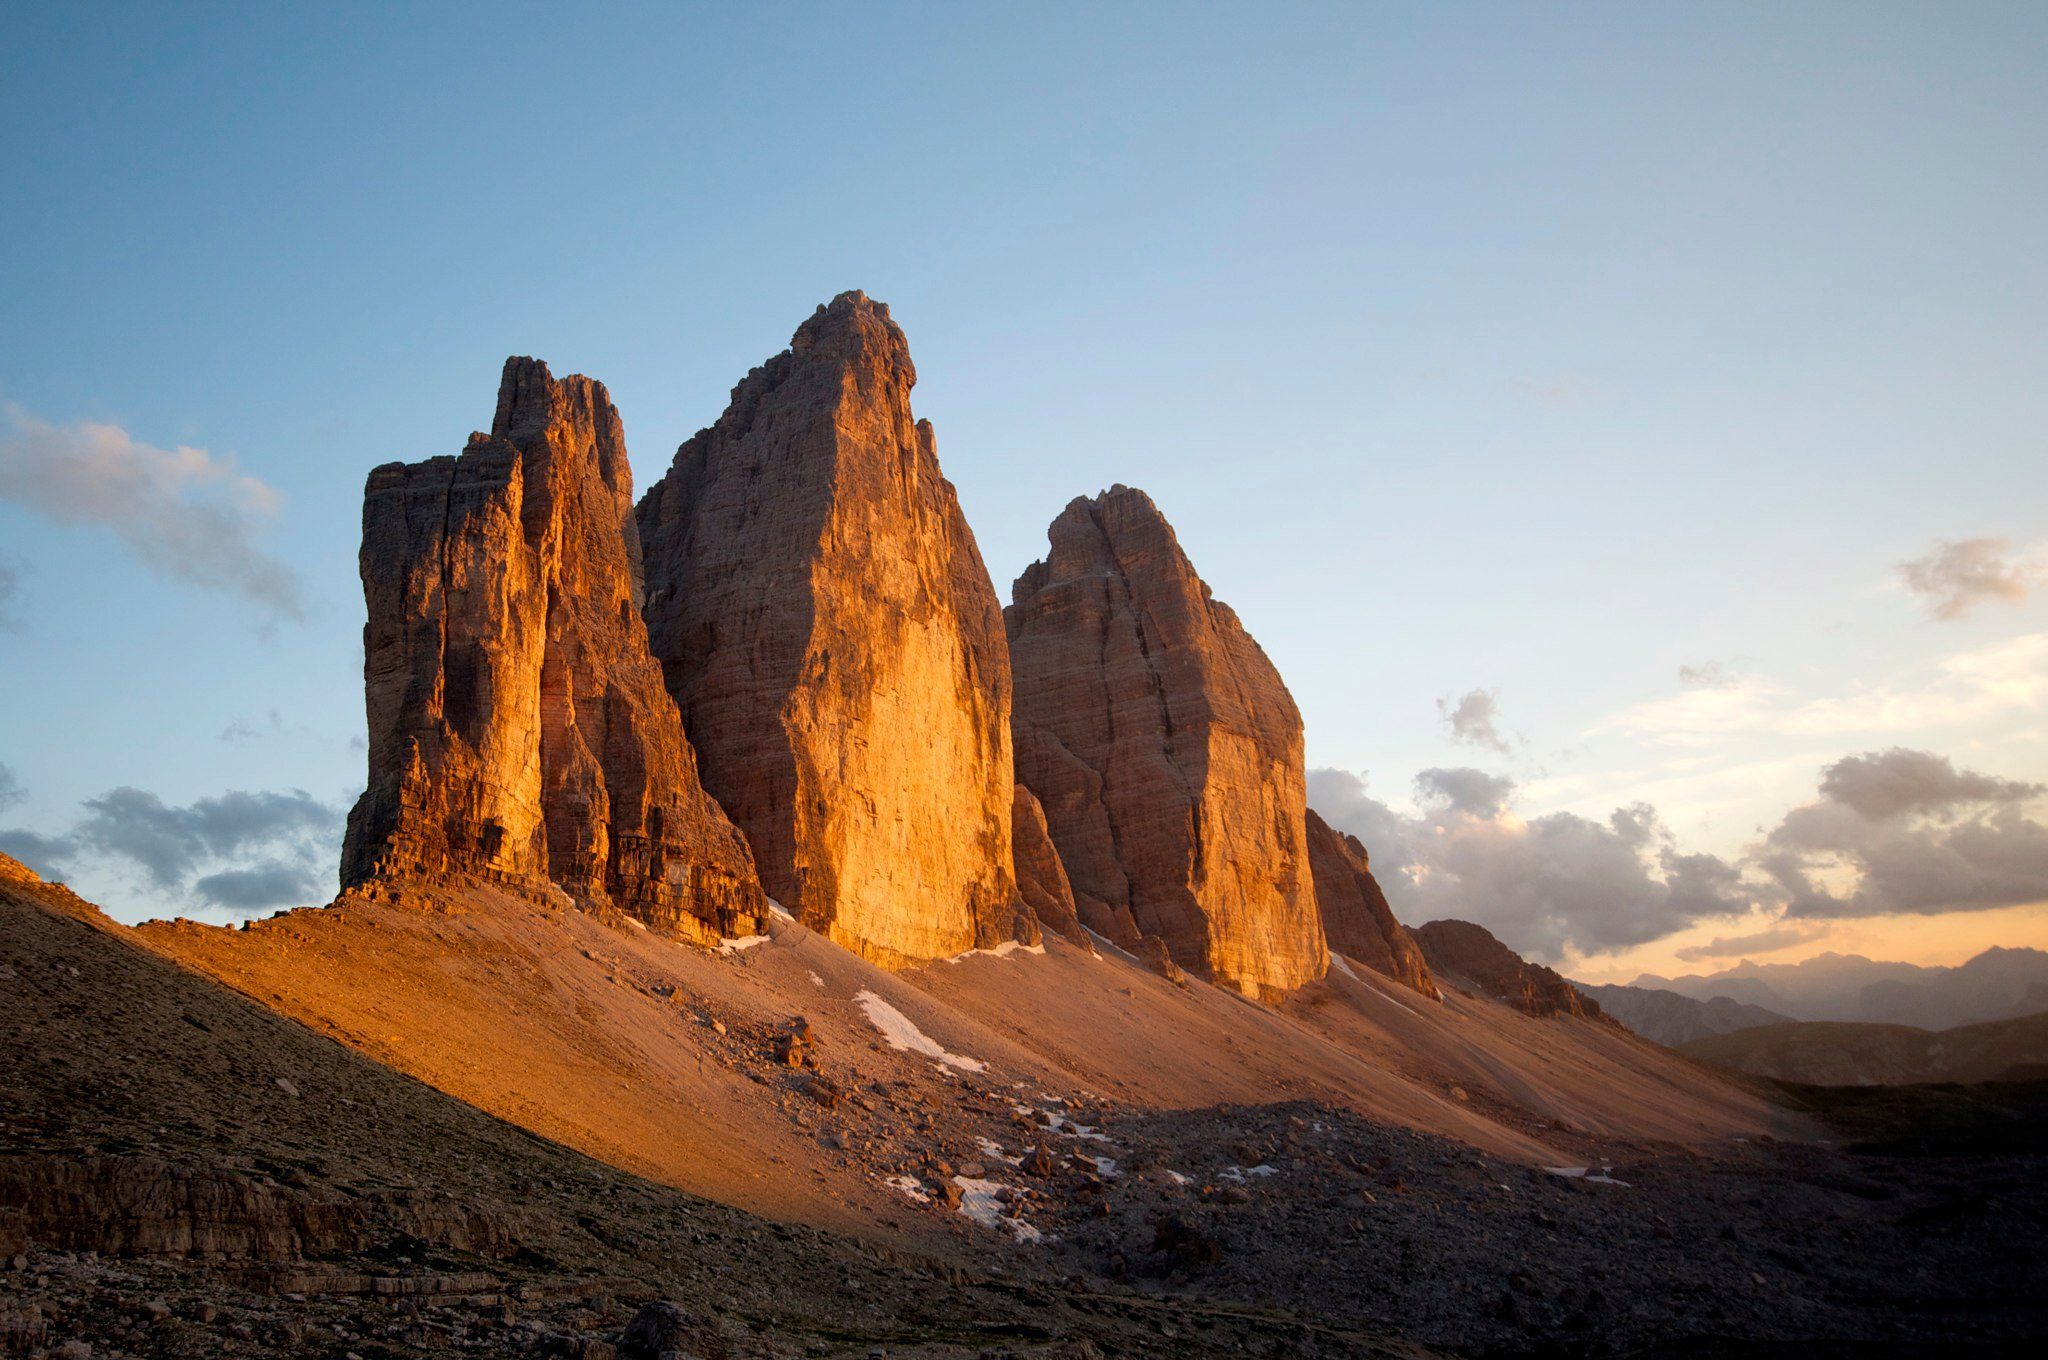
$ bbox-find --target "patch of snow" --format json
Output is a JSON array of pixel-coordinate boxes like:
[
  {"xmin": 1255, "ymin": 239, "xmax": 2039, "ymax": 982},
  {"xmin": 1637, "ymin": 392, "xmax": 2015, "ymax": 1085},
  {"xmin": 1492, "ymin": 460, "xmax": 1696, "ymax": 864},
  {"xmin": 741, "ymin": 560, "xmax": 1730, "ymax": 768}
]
[
  {"xmin": 976, "ymin": 1137, "xmax": 1023, "ymax": 1167},
  {"xmin": 1084, "ymin": 929, "xmax": 1141, "ymax": 964},
  {"xmin": 951, "ymin": 1176, "xmax": 1042, "ymax": 1243},
  {"xmin": 622, "ymin": 917, "xmax": 648, "ymax": 932},
  {"xmin": 1330, "ymin": 954, "xmax": 1358, "ymax": 981},
  {"xmin": 852, "ymin": 990, "xmax": 986, "ymax": 1073},
  {"xmin": 1045, "ymin": 1111, "xmax": 1111, "ymax": 1143},
  {"xmin": 807, "ymin": 970, "xmax": 825, "ymax": 989},
  {"xmin": 717, "ymin": 934, "xmax": 770, "ymax": 955},
  {"xmin": 1220, "ymin": 1164, "xmax": 1278, "ymax": 1182},
  {"xmin": 1356, "ymin": 980, "xmax": 1421, "ymax": 1018},
  {"xmin": 1165, "ymin": 1169, "xmax": 1191, "ymax": 1185},
  {"xmin": 882, "ymin": 1174, "xmax": 930, "ymax": 1204},
  {"xmin": 1544, "ymin": 1165, "xmax": 1632, "ymax": 1188},
  {"xmin": 944, "ymin": 939, "xmax": 1048, "ymax": 963},
  {"xmin": 766, "ymin": 899, "xmax": 794, "ymax": 921},
  {"xmin": 1081, "ymin": 1154, "xmax": 1118, "ymax": 1177}
]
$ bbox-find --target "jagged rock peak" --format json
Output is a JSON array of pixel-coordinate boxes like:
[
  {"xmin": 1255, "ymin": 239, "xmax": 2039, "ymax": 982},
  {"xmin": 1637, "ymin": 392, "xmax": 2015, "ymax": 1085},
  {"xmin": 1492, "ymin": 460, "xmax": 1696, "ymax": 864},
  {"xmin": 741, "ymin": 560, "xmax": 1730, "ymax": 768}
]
[
  {"xmin": 1304, "ymin": 810, "xmax": 1439, "ymax": 999},
  {"xmin": 342, "ymin": 357, "xmax": 764, "ymax": 941},
  {"xmin": 635, "ymin": 293, "xmax": 1021, "ymax": 967},
  {"xmin": 1411, "ymin": 919, "xmax": 1608, "ymax": 1021},
  {"xmin": 1006, "ymin": 484, "xmax": 1328, "ymax": 997}
]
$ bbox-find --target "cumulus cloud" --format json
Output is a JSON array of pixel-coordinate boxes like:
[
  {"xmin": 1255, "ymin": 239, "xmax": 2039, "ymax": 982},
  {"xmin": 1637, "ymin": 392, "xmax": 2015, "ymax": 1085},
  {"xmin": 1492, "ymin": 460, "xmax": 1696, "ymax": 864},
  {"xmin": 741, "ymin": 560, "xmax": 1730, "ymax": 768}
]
[
  {"xmin": 1308, "ymin": 767, "xmax": 1755, "ymax": 962},
  {"xmin": 1673, "ymin": 921, "xmax": 1829, "ymax": 963},
  {"xmin": 1437, "ymin": 688, "xmax": 1511, "ymax": 753},
  {"xmin": 1414, "ymin": 766, "xmax": 1516, "ymax": 818},
  {"xmin": 0, "ymin": 404, "xmax": 305, "ymax": 621},
  {"xmin": 1818, "ymin": 747, "xmax": 2043, "ymax": 821},
  {"xmin": 1313, "ymin": 744, "xmax": 2048, "ymax": 961},
  {"xmin": 1763, "ymin": 748, "xmax": 2048, "ymax": 919},
  {"xmin": 0, "ymin": 784, "xmax": 341, "ymax": 914},
  {"xmin": 0, "ymin": 762, "xmax": 24, "ymax": 813},
  {"xmin": 1899, "ymin": 538, "xmax": 2039, "ymax": 621}
]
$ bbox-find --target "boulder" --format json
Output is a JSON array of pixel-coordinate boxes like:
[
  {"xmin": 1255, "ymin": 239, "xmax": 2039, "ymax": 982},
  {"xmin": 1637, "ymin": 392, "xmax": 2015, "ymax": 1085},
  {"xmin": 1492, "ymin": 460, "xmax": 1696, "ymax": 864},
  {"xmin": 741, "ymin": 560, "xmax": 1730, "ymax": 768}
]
[
  {"xmin": 1304, "ymin": 809, "xmax": 1439, "ymax": 998},
  {"xmin": 340, "ymin": 358, "xmax": 764, "ymax": 941},
  {"xmin": 636, "ymin": 292, "xmax": 1018, "ymax": 965},
  {"xmin": 1006, "ymin": 485, "xmax": 1326, "ymax": 996}
]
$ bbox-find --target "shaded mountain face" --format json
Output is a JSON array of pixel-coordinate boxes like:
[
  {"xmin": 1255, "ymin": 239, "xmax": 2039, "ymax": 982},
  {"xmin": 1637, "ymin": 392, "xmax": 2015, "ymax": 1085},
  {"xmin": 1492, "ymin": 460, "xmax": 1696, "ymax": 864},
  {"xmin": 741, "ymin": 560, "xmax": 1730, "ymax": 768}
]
[
  {"xmin": 1413, "ymin": 919, "xmax": 1606, "ymax": 1021},
  {"xmin": 1580, "ymin": 983, "xmax": 1791, "ymax": 1047},
  {"xmin": 1637, "ymin": 947, "xmax": 2048, "ymax": 1030},
  {"xmin": 1012, "ymin": 784, "xmax": 1090, "ymax": 950},
  {"xmin": 1004, "ymin": 485, "xmax": 1327, "ymax": 997},
  {"xmin": 340, "ymin": 358, "xmax": 763, "ymax": 941},
  {"xmin": 1303, "ymin": 809, "xmax": 1438, "ymax": 998},
  {"xmin": 635, "ymin": 292, "xmax": 1020, "ymax": 967}
]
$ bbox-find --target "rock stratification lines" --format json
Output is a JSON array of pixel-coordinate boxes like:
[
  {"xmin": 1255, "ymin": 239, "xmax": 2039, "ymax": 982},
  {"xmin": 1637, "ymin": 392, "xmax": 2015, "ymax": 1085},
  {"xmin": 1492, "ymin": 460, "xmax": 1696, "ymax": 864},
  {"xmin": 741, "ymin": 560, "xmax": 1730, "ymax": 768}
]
[
  {"xmin": 341, "ymin": 358, "xmax": 763, "ymax": 940},
  {"xmin": 635, "ymin": 292, "xmax": 1019, "ymax": 966},
  {"xmin": 1005, "ymin": 485, "xmax": 1328, "ymax": 996}
]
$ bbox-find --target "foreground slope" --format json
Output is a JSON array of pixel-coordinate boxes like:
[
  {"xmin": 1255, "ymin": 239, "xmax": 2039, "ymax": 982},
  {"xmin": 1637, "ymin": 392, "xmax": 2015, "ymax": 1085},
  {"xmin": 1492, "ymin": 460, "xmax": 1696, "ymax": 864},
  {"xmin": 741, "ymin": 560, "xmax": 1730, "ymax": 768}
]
[
  {"xmin": 139, "ymin": 869, "xmax": 1798, "ymax": 1248},
  {"xmin": 54, "ymin": 868, "xmax": 2048, "ymax": 1356},
  {"xmin": 4, "ymin": 856, "xmax": 1449, "ymax": 1358}
]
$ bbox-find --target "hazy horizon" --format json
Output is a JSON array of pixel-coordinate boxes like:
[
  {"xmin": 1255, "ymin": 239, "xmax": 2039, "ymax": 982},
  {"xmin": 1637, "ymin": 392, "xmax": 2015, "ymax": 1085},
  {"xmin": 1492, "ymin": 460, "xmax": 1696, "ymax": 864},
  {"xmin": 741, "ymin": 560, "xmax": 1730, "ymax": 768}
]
[{"xmin": 4, "ymin": 2, "xmax": 2045, "ymax": 982}]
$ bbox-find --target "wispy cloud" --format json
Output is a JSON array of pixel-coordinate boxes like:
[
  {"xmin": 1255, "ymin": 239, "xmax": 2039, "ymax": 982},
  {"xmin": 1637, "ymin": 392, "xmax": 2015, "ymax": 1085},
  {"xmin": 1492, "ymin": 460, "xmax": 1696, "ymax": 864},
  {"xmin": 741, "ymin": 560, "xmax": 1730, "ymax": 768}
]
[
  {"xmin": 0, "ymin": 404, "xmax": 305, "ymax": 622},
  {"xmin": 1899, "ymin": 538, "xmax": 2041, "ymax": 621},
  {"xmin": 1597, "ymin": 634, "xmax": 2048, "ymax": 746},
  {"xmin": 1673, "ymin": 920, "xmax": 1829, "ymax": 963},
  {"xmin": 0, "ymin": 553, "xmax": 23, "ymax": 629}
]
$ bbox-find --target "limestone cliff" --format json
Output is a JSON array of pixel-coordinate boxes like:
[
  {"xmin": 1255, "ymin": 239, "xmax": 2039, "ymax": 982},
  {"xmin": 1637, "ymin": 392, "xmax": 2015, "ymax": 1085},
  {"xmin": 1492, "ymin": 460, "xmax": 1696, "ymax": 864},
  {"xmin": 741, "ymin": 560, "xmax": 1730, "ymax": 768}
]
[
  {"xmin": 1005, "ymin": 485, "xmax": 1327, "ymax": 996},
  {"xmin": 635, "ymin": 292, "xmax": 1018, "ymax": 966},
  {"xmin": 1304, "ymin": 810, "xmax": 1438, "ymax": 999},
  {"xmin": 341, "ymin": 358, "xmax": 763, "ymax": 940}
]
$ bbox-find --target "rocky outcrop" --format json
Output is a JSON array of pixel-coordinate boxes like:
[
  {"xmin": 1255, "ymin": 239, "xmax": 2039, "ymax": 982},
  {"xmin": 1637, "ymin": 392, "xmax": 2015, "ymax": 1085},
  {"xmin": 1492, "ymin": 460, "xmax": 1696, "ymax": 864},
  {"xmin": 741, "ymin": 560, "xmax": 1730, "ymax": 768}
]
[
  {"xmin": 341, "ymin": 358, "xmax": 763, "ymax": 941},
  {"xmin": 1005, "ymin": 485, "xmax": 1326, "ymax": 996},
  {"xmin": 1304, "ymin": 810, "xmax": 1437, "ymax": 999},
  {"xmin": 1411, "ymin": 920, "xmax": 1607, "ymax": 1021},
  {"xmin": 1011, "ymin": 785, "xmax": 1090, "ymax": 950},
  {"xmin": 0, "ymin": 1153, "xmax": 527, "ymax": 1261},
  {"xmin": 635, "ymin": 292, "xmax": 1018, "ymax": 966}
]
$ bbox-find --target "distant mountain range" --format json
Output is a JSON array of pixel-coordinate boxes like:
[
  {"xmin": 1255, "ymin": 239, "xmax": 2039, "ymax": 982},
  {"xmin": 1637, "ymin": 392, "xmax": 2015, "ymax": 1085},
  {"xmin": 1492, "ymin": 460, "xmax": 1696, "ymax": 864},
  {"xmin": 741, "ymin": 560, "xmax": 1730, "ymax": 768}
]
[
  {"xmin": 1629, "ymin": 947, "xmax": 2048, "ymax": 1031},
  {"xmin": 1577, "ymin": 984, "xmax": 1792, "ymax": 1047},
  {"xmin": 1679, "ymin": 1011, "xmax": 2048, "ymax": 1087}
]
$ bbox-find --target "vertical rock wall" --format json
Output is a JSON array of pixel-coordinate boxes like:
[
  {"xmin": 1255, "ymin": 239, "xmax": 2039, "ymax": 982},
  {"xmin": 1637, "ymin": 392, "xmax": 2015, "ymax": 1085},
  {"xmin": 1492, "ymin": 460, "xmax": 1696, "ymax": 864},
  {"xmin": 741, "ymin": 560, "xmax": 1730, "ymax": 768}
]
[
  {"xmin": 342, "ymin": 359, "xmax": 763, "ymax": 940},
  {"xmin": 635, "ymin": 293, "xmax": 1018, "ymax": 966},
  {"xmin": 1006, "ymin": 485, "xmax": 1328, "ymax": 996}
]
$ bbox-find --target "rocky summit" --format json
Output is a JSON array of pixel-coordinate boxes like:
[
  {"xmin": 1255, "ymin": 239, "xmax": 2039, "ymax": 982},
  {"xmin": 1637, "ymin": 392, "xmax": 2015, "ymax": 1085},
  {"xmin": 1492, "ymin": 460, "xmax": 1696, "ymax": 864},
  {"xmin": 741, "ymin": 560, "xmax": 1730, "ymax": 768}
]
[
  {"xmin": 634, "ymin": 292, "xmax": 1021, "ymax": 967},
  {"xmin": 1006, "ymin": 484, "xmax": 1328, "ymax": 997},
  {"xmin": 1413, "ymin": 918, "xmax": 1608, "ymax": 1021},
  {"xmin": 1305, "ymin": 808, "xmax": 1439, "ymax": 998},
  {"xmin": 340, "ymin": 358, "xmax": 764, "ymax": 941}
]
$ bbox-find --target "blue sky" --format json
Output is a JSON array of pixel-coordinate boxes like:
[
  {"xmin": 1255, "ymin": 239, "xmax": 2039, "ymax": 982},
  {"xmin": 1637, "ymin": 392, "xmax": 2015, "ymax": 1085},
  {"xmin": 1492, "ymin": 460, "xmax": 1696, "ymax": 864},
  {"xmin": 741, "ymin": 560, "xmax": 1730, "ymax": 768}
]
[{"xmin": 4, "ymin": 2, "xmax": 2045, "ymax": 976}]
